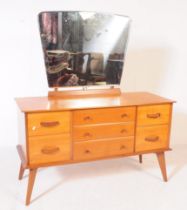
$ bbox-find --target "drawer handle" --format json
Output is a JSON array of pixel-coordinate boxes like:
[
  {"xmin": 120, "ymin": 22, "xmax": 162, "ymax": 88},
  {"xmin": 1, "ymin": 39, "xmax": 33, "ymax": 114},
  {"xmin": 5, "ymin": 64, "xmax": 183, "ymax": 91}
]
[
  {"xmin": 84, "ymin": 132, "xmax": 92, "ymax": 137},
  {"xmin": 120, "ymin": 145, "xmax": 126, "ymax": 150},
  {"xmin": 145, "ymin": 136, "xmax": 159, "ymax": 142},
  {"xmin": 40, "ymin": 121, "xmax": 60, "ymax": 127},
  {"xmin": 121, "ymin": 129, "xmax": 127, "ymax": 133},
  {"xmin": 41, "ymin": 146, "xmax": 60, "ymax": 155},
  {"xmin": 121, "ymin": 113, "xmax": 128, "ymax": 118},
  {"xmin": 84, "ymin": 116, "xmax": 92, "ymax": 121},
  {"xmin": 85, "ymin": 149, "xmax": 90, "ymax": 154},
  {"xmin": 147, "ymin": 113, "xmax": 161, "ymax": 119}
]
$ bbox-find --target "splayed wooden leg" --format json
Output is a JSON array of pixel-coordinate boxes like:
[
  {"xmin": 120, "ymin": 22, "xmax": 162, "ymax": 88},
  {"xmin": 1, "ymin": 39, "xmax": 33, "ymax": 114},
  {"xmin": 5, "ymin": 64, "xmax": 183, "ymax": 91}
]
[
  {"xmin": 26, "ymin": 168, "xmax": 37, "ymax": 205},
  {"xmin": 18, "ymin": 163, "xmax": 25, "ymax": 180},
  {"xmin": 139, "ymin": 154, "xmax": 142, "ymax": 163},
  {"xmin": 156, "ymin": 152, "xmax": 168, "ymax": 182}
]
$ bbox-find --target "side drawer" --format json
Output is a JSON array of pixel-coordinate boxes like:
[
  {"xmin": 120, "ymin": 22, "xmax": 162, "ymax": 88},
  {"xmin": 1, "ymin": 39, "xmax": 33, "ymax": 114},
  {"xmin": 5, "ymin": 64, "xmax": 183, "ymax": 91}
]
[
  {"xmin": 73, "ymin": 107, "xmax": 135, "ymax": 125},
  {"xmin": 73, "ymin": 137, "xmax": 134, "ymax": 161},
  {"xmin": 27, "ymin": 111, "xmax": 71, "ymax": 136},
  {"xmin": 137, "ymin": 104, "xmax": 171, "ymax": 126},
  {"xmin": 29, "ymin": 134, "xmax": 71, "ymax": 165},
  {"xmin": 73, "ymin": 123, "xmax": 134, "ymax": 141},
  {"xmin": 135, "ymin": 125, "xmax": 169, "ymax": 152}
]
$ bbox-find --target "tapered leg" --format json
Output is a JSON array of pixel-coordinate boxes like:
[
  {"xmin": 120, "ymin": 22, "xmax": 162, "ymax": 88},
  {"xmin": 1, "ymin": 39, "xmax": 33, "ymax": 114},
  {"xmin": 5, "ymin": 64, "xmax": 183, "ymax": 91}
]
[
  {"xmin": 26, "ymin": 168, "xmax": 37, "ymax": 205},
  {"xmin": 139, "ymin": 155, "xmax": 142, "ymax": 163},
  {"xmin": 156, "ymin": 152, "xmax": 168, "ymax": 182},
  {"xmin": 18, "ymin": 163, "xmax": 25, "ymax": 180}
]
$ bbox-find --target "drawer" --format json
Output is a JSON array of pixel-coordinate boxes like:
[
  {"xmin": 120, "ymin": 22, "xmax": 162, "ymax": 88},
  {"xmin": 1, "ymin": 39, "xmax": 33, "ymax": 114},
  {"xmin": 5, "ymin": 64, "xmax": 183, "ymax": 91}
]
[
  {"xmin": 135, "ymin": 125, "xmax": 169, "ymax": 152},
  {"xmin": 73, "ymin": 123, "xmax": 134, "ymax": 141},
  {"xmin": 73, "ymin": 107, "xmax": 135, "ymax": 125},
  {"xmin": 29, "ymin": 134, "xmax": 71, "ymax": 165},
  {"xmin": 137, "ymin": 104, "xmax": 171, "ymax": 126},
  {"xmin": 73, "ymin": 137, "xmax": 134, "ymax": 161},
  {"xmin": 27, "ymin": 112, "xmax": 71, "ymax": 136}
]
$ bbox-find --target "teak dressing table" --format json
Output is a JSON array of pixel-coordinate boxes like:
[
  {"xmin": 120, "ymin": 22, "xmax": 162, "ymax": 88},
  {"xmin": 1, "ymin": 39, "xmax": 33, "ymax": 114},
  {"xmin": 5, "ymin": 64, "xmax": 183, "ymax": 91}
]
[{"xmin": 16, "ymin": 89, "xmax": 174, "ymax": 205}]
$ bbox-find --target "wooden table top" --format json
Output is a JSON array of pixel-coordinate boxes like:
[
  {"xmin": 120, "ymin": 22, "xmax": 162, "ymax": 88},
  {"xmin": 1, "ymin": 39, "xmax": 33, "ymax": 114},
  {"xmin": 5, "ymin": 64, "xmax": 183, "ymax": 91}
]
[{"xmin": 15, "ymin": 92, "xmax": 175, "ymax": 113}]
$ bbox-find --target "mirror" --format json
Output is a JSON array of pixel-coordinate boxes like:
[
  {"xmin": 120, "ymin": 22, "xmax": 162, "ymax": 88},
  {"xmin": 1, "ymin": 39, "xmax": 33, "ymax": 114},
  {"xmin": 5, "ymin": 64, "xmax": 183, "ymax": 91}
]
[{"xmin": 38, "ymin": 11, "xmax": 131, "ymax": 88}]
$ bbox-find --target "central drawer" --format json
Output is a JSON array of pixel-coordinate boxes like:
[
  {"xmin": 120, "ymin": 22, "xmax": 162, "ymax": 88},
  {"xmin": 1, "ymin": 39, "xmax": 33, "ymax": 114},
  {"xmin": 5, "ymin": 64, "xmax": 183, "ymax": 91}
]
[
  {"xmin": 73, "ymin": 137, "xmax": 134, "ymax": 161},
  {"xmin": 73, "ymin": 107, "xmax": 135, "ymax": 125},
  {"xmin": 73, "ymin": 123, "xmax": 134, "ymax": 141}
]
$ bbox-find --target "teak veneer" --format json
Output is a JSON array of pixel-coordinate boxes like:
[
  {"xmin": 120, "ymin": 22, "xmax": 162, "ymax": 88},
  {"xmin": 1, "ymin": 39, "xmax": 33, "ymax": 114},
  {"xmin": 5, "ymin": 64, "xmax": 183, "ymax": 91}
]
[{"xmin": 15, "ymin": 91, "xmax": 174, "ymax": 205}]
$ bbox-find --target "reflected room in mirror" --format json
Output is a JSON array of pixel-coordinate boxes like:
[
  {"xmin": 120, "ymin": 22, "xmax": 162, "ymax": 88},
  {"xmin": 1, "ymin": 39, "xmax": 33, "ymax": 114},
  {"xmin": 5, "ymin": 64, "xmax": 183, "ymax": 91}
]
[{"xmin": 38, "ymin": 11, "xmax": 131, "ymax": 88}]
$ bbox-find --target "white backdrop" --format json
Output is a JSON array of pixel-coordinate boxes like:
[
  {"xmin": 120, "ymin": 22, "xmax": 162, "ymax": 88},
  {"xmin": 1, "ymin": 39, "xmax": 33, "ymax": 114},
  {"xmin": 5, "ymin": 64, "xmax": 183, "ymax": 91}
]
[{"xmin": 0, "ymin": 0, "xmax": 187, "ymax": 147}]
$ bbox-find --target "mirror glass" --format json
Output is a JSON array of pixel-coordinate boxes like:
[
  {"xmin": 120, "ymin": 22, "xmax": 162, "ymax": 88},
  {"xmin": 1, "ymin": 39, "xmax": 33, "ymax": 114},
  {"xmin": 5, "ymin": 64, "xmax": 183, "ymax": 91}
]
[{"xmin": 38, "ymin": 11, "xmax": 131, "ymax": 87}]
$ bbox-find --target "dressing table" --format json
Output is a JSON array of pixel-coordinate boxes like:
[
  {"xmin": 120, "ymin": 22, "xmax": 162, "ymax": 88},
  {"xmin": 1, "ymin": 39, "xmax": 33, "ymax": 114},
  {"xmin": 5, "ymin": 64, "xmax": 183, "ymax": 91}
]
[
  {"xmin": 16, "ymin": 90, "xmax": 174, "ymax": 205},
  {"xmin": 16, "ymin": 11, "xmax": 174, "ymax": 205}
]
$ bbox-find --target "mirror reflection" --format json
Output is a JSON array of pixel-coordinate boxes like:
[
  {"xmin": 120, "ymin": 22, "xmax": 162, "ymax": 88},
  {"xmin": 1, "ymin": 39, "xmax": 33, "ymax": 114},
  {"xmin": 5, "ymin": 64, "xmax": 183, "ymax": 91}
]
[{"xmin": 38, "ymin": 11, "xmax": 131, "ymax": 87}]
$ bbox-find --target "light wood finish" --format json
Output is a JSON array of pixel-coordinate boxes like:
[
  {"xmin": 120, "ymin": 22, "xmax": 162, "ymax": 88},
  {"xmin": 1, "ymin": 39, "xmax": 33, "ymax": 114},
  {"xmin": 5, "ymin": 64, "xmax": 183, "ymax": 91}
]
[
  {"xmin": 17, "ymin": 144, "xmax": 171, "ymax": 169},
  {"xmin": 73, "ymin": 107, "xmax": 135, "ymax": 125},
  {"xmin": 26, "ymin": 169, "xmax": 37, "ymax": 205},
  {"xmin": 29, "ymin": 134, "xmax": 71, "ymax": 165},
  {"xmin": 137, "ymin": 104, "xmax": 171, "ymax": 126},
  {"xmin": 15, "ymin": 92, "xmax": 175, "ymax": 113},
  {"xmin": 73, "ymin": 123, "xmax": 134, "ymax": 141},
  {"xmin": 139, "ymin": 154, "xmax": 142, "ymax": 163},
  {"xmin": 135, "ymin": 125, "xmax": 169, "ymax": 152},
  {"xmin": 156, "ymin": 152, "xmax": 167, "ymax": 182},
  {"xmin": 27, "ymin": 112, "xmax": 71, "ymax": 136},
  {"xmin": 15, "ymin": 92, "xmax": 174, "ymax": 205},
  {"xmin": 17, "ymin": 109, "xmax": 27, "ymax": 158},
  {"xmin": 48, "ymin": 88, "xmax": 121, "ymax": 98},
  {"xmin": 74, "ymin": 137, "xmax": 134, "ymax": 161},
  {"xmin": 18, "ymin": 163, "xmax": 25, "ymax": 180}
]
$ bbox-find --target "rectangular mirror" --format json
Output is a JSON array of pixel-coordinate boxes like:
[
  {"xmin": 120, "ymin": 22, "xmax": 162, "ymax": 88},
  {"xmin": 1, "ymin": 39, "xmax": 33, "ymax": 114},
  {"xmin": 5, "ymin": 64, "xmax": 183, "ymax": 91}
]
[{"xmin": 38, "ymin": 11, "xmax": 131, "ymax": 88}]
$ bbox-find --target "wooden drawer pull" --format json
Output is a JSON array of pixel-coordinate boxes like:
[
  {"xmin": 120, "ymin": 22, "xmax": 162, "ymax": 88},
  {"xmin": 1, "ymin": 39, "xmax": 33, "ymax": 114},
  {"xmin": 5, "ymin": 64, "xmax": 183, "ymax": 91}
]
[
  {"xmin": 121, "ymin": 129, "xmax": 127, "ymax": 133},
  {"xmin": 40, "ymin": 121, "xmax": 60, "ymax": 127},
  {"xmin": 121, "ymin": 113, "xmax": 128, "ymax": 118},
  {"xmin": 145, "ymin": 136, "xmax": 159, "ymax": 142},
  {"xmin": 147, "ymin": 113, "xmax": 161, "ymax": 119},
  {"xmin": 120, "ymin": 145, "xmax": 126, "ymax": 150},
  {"xmin": 84, "ymin": 132, "xmax": 92, "ymax": 137},
  {"xmin": 85, "ymin": 149, "xmax": 91, "ymax": 154},
  {"xmin": 41, "ymin": 146, "xmax": 60, "ymax": 155},
  {"xmin": 84, "ymin": 116, "xmax": 92, "ymax": 121}
]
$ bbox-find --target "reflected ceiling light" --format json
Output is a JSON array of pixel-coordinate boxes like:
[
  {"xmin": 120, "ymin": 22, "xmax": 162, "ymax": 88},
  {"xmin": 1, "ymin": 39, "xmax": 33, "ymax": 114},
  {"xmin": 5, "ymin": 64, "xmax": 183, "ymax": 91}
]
[{"xmin": 80, "ymin": 12, "xmax": 95, "ymax": 20}]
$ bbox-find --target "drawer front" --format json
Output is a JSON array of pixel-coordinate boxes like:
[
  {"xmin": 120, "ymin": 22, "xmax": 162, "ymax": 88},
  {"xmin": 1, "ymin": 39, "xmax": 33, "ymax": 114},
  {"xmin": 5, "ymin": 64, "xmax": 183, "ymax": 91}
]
[
  {"xmin": 73, "ymin": 137, "xmax": 134, "ymax": 161},
  {"xmin": 137, "ymin": 104, "xmax": 171, "ymax": 126},
  {"xmin": 73, "ymin": 123, "xmax": 134, "ymax": 141},
  {"xmin": 29, "ymin": 134, "xmax": 71, "ymax": 165},
  {"xmin": 27, "ymin": 112, "xmax": 71, "ymax": 136},
  {"xmin": 73, "ymin": 107, "xmax": 135, "ymax": 125},
  {"xmin": 135, "ymin": 125, "xmax": 169, "ymax": 152}
]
